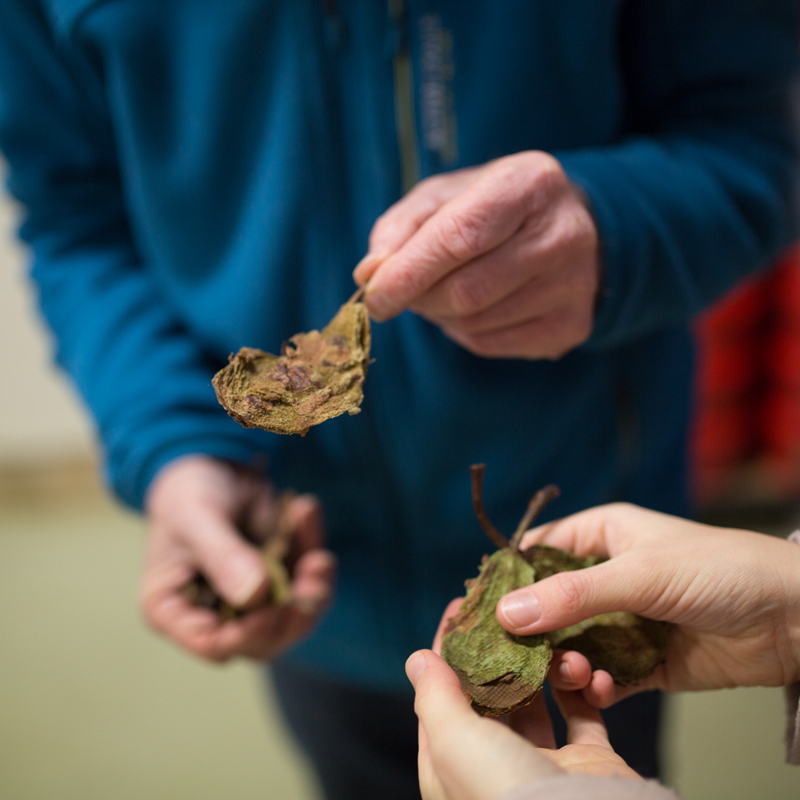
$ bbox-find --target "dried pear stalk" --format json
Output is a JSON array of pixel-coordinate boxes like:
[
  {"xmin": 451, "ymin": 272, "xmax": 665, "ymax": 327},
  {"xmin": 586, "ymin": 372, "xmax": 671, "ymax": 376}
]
[
  {"xmin": 181, "ymin": 491, "xmax": 296, "ymax": 620},
  {"xmin": 441, "ymin": 465, "xmax": 669, "ymax": 716},
  {"xmin": 213, "ymin": 293, "xmax": 371, "ymax": 435}
]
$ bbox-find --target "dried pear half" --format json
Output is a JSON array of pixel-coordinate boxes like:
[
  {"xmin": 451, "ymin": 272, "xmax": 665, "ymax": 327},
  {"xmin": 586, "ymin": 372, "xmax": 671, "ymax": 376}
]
[
  {"xmin": 213, "ymin": 297, "xmax": 370, "ymax": 436},
  {"xmin": 441, "ymin": 466, "xmax": 669, "ymax": 716}
]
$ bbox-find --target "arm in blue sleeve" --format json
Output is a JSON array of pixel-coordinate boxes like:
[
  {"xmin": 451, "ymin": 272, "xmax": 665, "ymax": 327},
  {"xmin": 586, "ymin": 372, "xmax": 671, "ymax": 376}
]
[
  {"xmin": 0, "ymin": 2, "xmax": 262, "ymax": 509},
  {"xmin": 560, "ymin": 0, "xmax": 800, "ymax": 348}
]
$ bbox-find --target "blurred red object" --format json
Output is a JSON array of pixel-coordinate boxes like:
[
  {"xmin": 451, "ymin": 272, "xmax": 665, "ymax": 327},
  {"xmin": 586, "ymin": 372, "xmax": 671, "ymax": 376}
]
[{"xmin": 690, "ymin": 243, "xmax": 800, "ymax": 507}]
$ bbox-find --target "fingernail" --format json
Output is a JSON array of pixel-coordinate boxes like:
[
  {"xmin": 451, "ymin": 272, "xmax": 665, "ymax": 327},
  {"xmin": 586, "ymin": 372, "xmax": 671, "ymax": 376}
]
[
  {"xmin": 559, "ymin": 660, "xmax": 574, "ymax": 683},
  {"xmin": 498, "ymin": 592, "xmax": 541, "ymax": 629},
  {"xmin": 231, "ymin": 568, "xmax": 264, "ymax": 607},
  {"xmin": 353, "ymin": 247, "xmax": 391, "ymax": 283},
  {"xmin": 364, "ymin": 287, "xmax": 393, "ymax": 321},
  {"xmin": 405, "ymin": 651, "xmax": 428, "ymax": 685}
]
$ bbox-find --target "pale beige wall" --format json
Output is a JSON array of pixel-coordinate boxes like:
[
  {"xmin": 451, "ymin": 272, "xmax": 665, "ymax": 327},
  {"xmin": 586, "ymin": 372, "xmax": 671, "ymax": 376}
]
[{"xmin": 0, "ymin": 174, "xmax": 94, "ymax": 466}]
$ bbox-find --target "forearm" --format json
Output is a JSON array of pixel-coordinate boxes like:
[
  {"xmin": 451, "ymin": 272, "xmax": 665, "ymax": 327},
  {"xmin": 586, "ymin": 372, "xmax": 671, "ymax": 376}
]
[
  {"xmin": 0, "ymin": 1, "xmax": 262, "ymax": 508},
  {"xmin": 785, "ymin": 531, "xmax": 800, "ymax": 765},
  {"xmin": 499, "ymin": 775, "xmax": 682, "ymax": 800}
]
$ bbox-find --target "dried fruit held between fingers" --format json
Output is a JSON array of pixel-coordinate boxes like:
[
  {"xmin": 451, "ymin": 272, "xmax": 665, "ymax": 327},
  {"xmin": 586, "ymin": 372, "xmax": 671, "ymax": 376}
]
[
  {"xmin": 523, "ymin": 545, "xmax": 670, "ymax": 686},
  {"xmin": 441, "ymin": 465, "xmax": 669, "ymax": 716},
  {"xmin": 213, "ymin": 295, "xmax": 371, "ymax": 436},
  {"xmin": 180, "ymin": 491, "xmax": 296, "ymax": 621}
]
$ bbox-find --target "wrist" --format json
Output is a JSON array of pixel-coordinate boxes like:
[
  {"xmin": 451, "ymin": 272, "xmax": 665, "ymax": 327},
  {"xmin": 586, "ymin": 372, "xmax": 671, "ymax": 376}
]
[
  {"xmin": 786, "ymin": 532, "xmax": 800, "ymax": 683},
  {"xmin": 144, "ymin": 453, "xmax": 239, "ymax": 515}
]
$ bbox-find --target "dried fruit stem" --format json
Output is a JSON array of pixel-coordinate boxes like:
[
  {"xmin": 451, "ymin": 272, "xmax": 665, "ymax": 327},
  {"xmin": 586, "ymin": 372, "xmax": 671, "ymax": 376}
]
[
  {"xmin": 347, "ymin": 285, "xmax": 366, "ymax": 304},
  {"xmin": 469, "ymin": 464, "xmax": 509, "ymax": 550},
  {"xmin": 510, "ymin": 485, "xmax": 561, "ymax": 550}
]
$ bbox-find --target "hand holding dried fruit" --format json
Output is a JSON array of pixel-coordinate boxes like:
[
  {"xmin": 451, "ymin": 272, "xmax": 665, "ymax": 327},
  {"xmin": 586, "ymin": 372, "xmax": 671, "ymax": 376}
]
[
  {"xmin": 498, "ymin": 502, "xmax": 800, "ymax": 706},
  {"xmin": 406, "ymin": 649, "xmax": 639, "ymax": 800},
  {"xmin": 213, "ymin": 293, "xmax": 370, "ymax": 436},
  {"xmin": 441, "ymin": 466, "xmax": 668, "ymax": 716},
  {"xmin": 180, "ymin": 489, "xmax": 297, "ymax": 621},
  {"xmin": 141, "ymin": 456, "xmax": 335, "ymax": 662}
]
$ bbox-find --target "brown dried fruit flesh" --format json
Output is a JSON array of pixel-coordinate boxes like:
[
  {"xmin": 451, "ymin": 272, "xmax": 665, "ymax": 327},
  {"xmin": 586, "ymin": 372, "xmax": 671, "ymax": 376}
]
[
  {"xmin": 441, "ymin": 466, "xmax": 669, "ymax": 716},
  {"xmin": 213, "ymin": 299, "xmax": 371, "ymax": 436}
]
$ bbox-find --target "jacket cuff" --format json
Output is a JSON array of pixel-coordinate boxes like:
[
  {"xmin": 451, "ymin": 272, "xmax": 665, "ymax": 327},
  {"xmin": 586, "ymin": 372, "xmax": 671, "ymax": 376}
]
[{"xmin": 107, "ymin": 426, "xmax": 267, "ymax": 510}]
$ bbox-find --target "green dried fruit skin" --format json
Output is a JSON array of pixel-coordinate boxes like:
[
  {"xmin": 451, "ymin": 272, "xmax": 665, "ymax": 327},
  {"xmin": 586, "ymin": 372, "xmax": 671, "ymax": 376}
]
[
  {"xmin": 212, "ymin": 301, "xmax": 371, "ymax": 435},
  {"xmin": 547, "ymin": 612, "xmax": 669, "ymax": 686},
  {"xmin": 442, "ymin": 471, "xmax": 670, "ymax": 718},
  {"xmin": 522, "ymin": 543, "xmax": 604, "ymax": 581},
  {"xmin": 523, "ymin": 544, "xmax": 669, "ymax": 686},
  {"xmin": 441, "ymin": 549, "xmax": 551, "ymax": 716}
]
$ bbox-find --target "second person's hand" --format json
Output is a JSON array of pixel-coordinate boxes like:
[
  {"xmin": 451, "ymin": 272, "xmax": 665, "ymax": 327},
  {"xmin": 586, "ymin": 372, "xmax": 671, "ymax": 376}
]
[
  {"xmin": 496, "ymin": 503, "xmax": 800, "ymax": 706},
  {"xmin": 406, "ymin": 649, "xmax": 639, "ymax": 800}
]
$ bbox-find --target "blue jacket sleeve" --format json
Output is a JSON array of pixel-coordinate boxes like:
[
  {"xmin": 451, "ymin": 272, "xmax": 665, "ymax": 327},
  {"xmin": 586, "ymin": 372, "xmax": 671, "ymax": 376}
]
[
  {"xmin": 0, "ymin": 2, "xmax": 262, "ymax": 509},
  {"xmin": 560, "ymin": 0, "xmax": 800, "ymax": 348}
]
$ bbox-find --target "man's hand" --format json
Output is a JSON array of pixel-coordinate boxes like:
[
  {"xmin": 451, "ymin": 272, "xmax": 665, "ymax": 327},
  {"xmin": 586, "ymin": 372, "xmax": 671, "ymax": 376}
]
[
  {"xmin": 141, "ymin": 455, "xmax": 335, "ymax": 662},
  {"xmin": 354, "ymin": 151, "xmax": 599, "ymax": 360},
  {"xmin": 406, "ymin": 649, "xmax": 638, "ymax": 800}
]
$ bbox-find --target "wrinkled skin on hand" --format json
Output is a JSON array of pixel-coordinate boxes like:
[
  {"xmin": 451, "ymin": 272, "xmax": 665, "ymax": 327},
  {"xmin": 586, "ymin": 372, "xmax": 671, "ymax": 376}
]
[
  {"xmin": 354, "ymin": 151, "xmax": 599, "ymax": 360},
  {"xmin": 213, "ymin": 300, "xmax": 370, "ymax": 435}
]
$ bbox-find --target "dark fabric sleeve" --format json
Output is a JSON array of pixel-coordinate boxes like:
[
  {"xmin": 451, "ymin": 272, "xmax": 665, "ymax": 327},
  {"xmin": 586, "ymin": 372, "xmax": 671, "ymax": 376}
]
[
  {"xmin": 0, "ymin": 1, "xmax": 262, "ymax": 508},
  {"xmin": 560, "ymin": 0, "xmax": 800, "ymax": 348}
]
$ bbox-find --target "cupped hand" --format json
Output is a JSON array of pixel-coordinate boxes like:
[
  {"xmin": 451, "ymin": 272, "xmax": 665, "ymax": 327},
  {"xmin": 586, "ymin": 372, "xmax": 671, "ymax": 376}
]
[
  {"xmin": 496, "ymin": 503, "xmax": 800, "ymax": 705},
  {"xmin": 354, "ymin": 151, "xmax": 599, "ymax": 360},
  {"xmin": 141, "ymin": 455, "xmax": 335, "ymax": 662},
  {"xmin": 406, "ymin": 649, "xmax": 638, "ymax": 800}
]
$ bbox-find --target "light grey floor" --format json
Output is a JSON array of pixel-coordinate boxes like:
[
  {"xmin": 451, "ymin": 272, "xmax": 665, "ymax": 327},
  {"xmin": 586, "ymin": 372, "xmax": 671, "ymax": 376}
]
[{"xmin": 1, "ymin": 488, "xmax": 798, "ymax": 799}]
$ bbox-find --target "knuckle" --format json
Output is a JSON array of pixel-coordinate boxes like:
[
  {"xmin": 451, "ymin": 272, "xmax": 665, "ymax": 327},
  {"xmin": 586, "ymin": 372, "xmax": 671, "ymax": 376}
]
[
  {"xmin": 435, "ymin": 211, "xmax": 488, "ymax": 262},
  {"xmin": 521, "ymin": 153, "xmax": 569, "ymax": 213},
  {"xmin": 551, "ymin": 571, "xmax": 587, "ymax": 616},
  {"xmin": 446, "ymin": 273, "xmax": 492, "ymax": 316},
  {"xmin": 564, "ymin": 262, "xmax": 599, "ymax": 300}
]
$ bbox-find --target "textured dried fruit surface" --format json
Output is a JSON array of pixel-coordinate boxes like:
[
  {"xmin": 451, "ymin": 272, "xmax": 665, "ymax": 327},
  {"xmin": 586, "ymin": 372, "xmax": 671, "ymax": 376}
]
[
  {"xmin": 521, "ymin": 543, "xmax": 604, "ymax": 580},
  {"xmin": 212, "ymin": 301, "xmax": 371, "ymax": 435},
  {"xmin": 441, "ymin": 549, "xmax": 551, "ymax": 717},
  {"xmin": 548, "ymin": 613, "xmax": 670, "ymax": 686},
  {"xmin": 441, "ymin": 467, "xmax": 669, "ymax": 716},
  {"xmin": 524, "ymin": 544, "xmax": 669, "ymax": 685}
]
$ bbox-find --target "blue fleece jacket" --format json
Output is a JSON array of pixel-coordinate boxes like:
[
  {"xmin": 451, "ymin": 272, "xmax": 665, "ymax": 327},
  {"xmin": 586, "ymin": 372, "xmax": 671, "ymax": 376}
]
[{"xmin": 0, "ymin": 0, "xmax": 797, "ymax": 689}]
